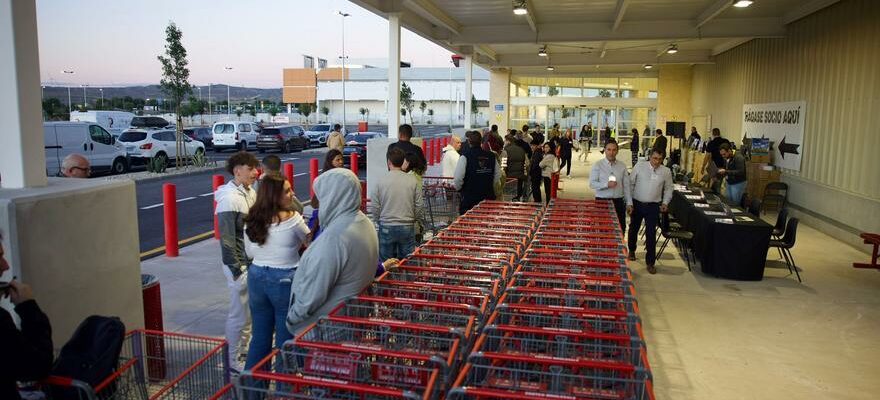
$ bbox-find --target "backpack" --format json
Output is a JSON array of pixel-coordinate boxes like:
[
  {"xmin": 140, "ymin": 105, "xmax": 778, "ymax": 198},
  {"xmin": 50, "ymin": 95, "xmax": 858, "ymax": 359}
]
[{"xmin": 50, "ymin": 316, "xmax": 126, "ymax": 399}]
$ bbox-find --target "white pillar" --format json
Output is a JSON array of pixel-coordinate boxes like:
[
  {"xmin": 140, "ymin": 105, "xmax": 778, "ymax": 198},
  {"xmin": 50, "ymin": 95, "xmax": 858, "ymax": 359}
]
[
  {"xmin": 0, "ymin": 0, "xmax": 47, "ymax": 188},
  {"xmin": 489, "ymin": 68, "xmax": 511, "ymax": 135},
  {"xmin": 387, "ymin": 13, "xmax": 401, "ymax": 139},
  {"xmin": 464, "ymin": 55, "xmax": 473, "ymax": 130}
]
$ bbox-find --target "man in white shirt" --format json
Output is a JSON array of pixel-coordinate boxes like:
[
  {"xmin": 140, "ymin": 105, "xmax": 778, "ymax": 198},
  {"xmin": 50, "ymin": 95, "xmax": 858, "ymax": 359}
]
[
  {"xmin": 590, "ymin": 140, "xmax": 630, "ymax": 233},
  {"xmin": 440, "ymin": 135, "xmax": 462, "ymax": 178},
  {"xmin": 626, "ymin": 149, "xmax": 674, "ymax": 274}
]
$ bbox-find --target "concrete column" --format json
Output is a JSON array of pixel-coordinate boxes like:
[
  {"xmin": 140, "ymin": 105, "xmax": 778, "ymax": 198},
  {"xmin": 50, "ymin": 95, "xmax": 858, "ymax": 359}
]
[
  {"xmin": 464, "ymin": 55, "xmax": 473, "ymax": 129},
  {"xmin": 387, "ymin": 13, "xmax": 401, "ymax": 139},
  {"xmin": 489, "ymin": 68, "xmax": 511, "ymax": 134},
  {"xmin": 0, "ymin": 0, "xmax": 47, "ymax": 189}
]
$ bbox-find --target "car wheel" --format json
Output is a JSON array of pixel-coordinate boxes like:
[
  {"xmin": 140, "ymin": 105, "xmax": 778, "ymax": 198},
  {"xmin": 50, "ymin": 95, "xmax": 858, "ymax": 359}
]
[
  {"xmin": 111, "ymin": 157, "xmax": 128, "ymax": 174},
  {"xmin": 155, "ymin": 152, "xmax": 168, "ymax": 165},
  {"xmin": 282, "ymin": 142, "xmax": 292, "ymax": 153},
  {"xmin": 195, "ymin": 148, "xmax": 205, "ymax": 157}
]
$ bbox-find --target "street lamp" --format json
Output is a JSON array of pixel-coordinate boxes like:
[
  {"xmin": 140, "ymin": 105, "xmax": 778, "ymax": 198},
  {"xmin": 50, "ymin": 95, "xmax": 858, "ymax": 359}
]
[
  {"xmin": 99, "ymin": 88, "xmax": 103, "ymax": 110},
  {"xmin": 338, "ymin": 11, "xmax": 350, "ymax": 130},
  {"xmin": 82, "ymin": 84, "xmax": 88, "ymax": 109},
  {"xmin": 224, "ymin": 67, "xmax": 233, "ymax": 116},
  {"xmin": 62, "ymin": 69, "xmax": 74, "ymax": 113}
]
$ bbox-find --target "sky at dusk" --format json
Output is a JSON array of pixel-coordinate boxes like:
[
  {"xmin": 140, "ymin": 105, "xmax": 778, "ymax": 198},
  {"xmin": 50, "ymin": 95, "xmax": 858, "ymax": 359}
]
[{"xmin": 36, "ymin": 0, "xmax": 454, "ymax": 88}]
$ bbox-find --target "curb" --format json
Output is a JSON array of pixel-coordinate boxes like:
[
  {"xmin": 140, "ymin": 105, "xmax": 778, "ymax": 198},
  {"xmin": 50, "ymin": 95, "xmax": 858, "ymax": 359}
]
[{"xmin": 105, "ymin": 165, "xmax": 225, "ymax": 184}]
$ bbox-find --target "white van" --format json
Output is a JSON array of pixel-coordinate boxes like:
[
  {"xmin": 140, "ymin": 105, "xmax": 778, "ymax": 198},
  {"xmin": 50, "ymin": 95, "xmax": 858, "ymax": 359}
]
[
  {"xmin": 44, "ymin": 122, "xmax": 129, "ymax": 176},
  {"xmin": 212, "ymin": 121, "xmax": 260, "ymax": 152},
  {"xmin": 70, "ymin": 110, "xmax": 136, "ymax": 138}
]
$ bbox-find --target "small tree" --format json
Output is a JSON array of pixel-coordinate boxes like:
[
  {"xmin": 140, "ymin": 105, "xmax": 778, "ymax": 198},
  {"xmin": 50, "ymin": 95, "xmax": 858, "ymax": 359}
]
[
  {"xmin": 400, "ymin": 108, "xmax": 407, "ymax": 122},
  {"xmin": 470, "ymin": 95, "xmax": 478, "ymax": 115},
  {"xmin": 548, "ymin": 86, "xmax": 559, "ymax": 97},
  {"xmin": 400, "ymin": 82, "xmax": 415, "ymax": 124},
  {"xmin": 268, "ymin": 105, "xmax": 279, "ymax": 117},
  {"xmin": 359, "ymin": 107, "xmax": 367, "ymax": 121},
  {"xmin": 236, "ymin": 108, "xmax": 243, "ymax": 118},
  {"xmin": 299, "ymin": 103, "xmax": 313, "ymax": 123},
  {"xmin": 419, "ymin": 101, "xmax": 427, "ymax": 123},
  {"xmin": 320, "ymin": 106, "xmax": 330, "ymax": 122},
  {"xmin": 427, "ymin": 108, "xmax": 434, "ymax": 124},
  {"xmin": 157, "ymin": 21, "xmax": 193, "ymax": 168}
]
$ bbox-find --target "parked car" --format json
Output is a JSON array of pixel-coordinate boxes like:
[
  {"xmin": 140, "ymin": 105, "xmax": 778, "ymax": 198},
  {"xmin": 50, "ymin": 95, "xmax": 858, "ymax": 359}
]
[
  {"xmin": 212, "ymin": 121, "xmax": 260, "ymax": 152},
  {"xmin": 257, "ymin": 125, "xmax": 309, "ymax": 153},
  {"xmin": 304, "ymin": 124, "xmax": 345, "ymax": 147},
  {"xmin": 130, "ymin": 116, "xmax": 174, "ymax": 129},
  {"xmin": 44, "ymin": 122, "xmax": 129, "ymax": 176},
  {"xmin": 183, "ymin": 126, "xmax": 213, "ymax": 149},
  {"xmin": 342, "ymin": 132, "xmax": 383, "ymax": 168},
  {"xmin": 118, "ymin": 128, "xmax": 205, "ymax": 166}
]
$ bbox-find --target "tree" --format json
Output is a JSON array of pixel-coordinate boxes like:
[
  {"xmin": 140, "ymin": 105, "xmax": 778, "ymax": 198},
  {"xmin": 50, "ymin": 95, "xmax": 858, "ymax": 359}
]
[
  {"xmin": 236, "ymin": 108, "xmax": 243, "ymax": 118},
  {"xmin": 320, "ymin": 106, "xmax": 329, "ymax": 122},
  {"xmin": 419, "ymin": 101, "xmax": 427, "ymax": 123},
  {"xmin": 359, "ymin": 107, "xmax": 367, "ymax": 121},
  {"xmin": 400, "ymin": 108, "xmax": 407, "ymax": 122},
  {"xmin": 548, "ymin": 86, "xmax": 559, "ymax": 97},
  {"xmin": 400, "ymin": 82, "xmax": 415, "ymax": 124},
  {"xmin": 470, "ymin": 95, "xmax": 478, "ymax": 115},
  {"xmin": 157, "ymin": 22, "xmax": 194, "ymax": 169},
  {"xmin": 268, "ymin": 105, "xmax": 279, "ymax": 117},
  {"xmin": 298, "ymin": 103, "xmax": 313, "ymax": 121}
]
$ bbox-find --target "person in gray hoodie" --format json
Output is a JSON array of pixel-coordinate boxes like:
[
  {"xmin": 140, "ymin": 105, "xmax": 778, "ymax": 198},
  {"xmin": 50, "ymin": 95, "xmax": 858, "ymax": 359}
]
[
  {"xmin": 286, "ymin": 168, "xmax": 378, "ymax": 336},
  {"xmin": 214, "ymin": 151, "xmax": 259, "ymax": 371}
]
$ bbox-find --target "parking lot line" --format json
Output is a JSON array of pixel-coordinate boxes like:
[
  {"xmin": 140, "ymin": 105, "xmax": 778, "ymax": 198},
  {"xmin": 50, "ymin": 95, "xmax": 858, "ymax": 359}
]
[
  {"xmin": 176, "ymin": 196, "xmax": 197, "ymax": 202},
  {"xmin": 140, "ymin": 203, "xmax": 163, "ymax": 210},
  {"xmin": 140, "ymin": 196, "xmax": 197, "ymax": 210},
  {"xmin": 199, "ymin": 192, "xmax": 214, "ymax": 197}
]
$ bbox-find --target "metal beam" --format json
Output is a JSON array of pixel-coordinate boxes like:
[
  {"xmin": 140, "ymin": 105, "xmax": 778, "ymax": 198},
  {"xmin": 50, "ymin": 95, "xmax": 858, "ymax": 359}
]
[
  {"xmin": 696, "ymin": 0, "xmax": 732, "ymax": 28},
  {"xmin": 612, "ymin": 0, "xmax": 630, "ymax": 32},
  {"xmin": 599, "ymin": 42, "xmax": 608, "ymax": 58},
  {"xmin": 524, "ymin": 0, "xmax": 538, "ymax": 32},
  {"xmin": 496, "ymin": 50, "xmax": 713, "ymax": 67},
  {"xmin": 452, "ymin": 18, "xmax": 785, "ymax": 44},
  {"xmin": 404, "ymin": 0, "xmax": 461, "ymax": 35},
  {"xmin": 782, "ymin": 0, "xmax": 841, "ymax": 24}
]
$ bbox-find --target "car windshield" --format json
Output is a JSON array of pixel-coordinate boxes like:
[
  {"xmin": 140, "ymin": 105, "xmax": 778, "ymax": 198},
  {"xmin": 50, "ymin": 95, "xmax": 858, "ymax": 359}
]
[
  {"xmin": 344, "ymin": 134, "xmax": 375, "ymax": 144},
  {"xmin": 261, "ymin": 128, "xmax": 281, "ymax": 136},
  {"xmin": 214, "ymin": 124, "xmax": 235, "ymax": 134},
  {"xmin": 310, "ymin": 125, "xmax": 329, "ymax": 132},
  {"xmin": 118, "ymin": 131, "xmax": 147, "ymax": 142}
]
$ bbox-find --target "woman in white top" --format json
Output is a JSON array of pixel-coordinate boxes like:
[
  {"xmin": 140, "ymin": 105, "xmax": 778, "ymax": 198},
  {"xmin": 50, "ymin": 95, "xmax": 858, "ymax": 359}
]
[
  {"xmin": 243, "ymin": 175, "xmax": 310, "ymax": 370},
  {"xmin": 539, "ymin": 142, "xmax": 560, "ymax": 204}
]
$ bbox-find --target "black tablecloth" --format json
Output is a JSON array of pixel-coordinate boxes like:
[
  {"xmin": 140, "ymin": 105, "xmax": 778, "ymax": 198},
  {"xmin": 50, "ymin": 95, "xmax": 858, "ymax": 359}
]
[{"xmin": 669, "ymin": 188, "xmax": 773, "ymax": 280}]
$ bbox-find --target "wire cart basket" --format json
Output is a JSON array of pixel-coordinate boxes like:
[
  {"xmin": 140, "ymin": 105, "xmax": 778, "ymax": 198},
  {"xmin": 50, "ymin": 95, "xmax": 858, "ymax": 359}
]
[{"xmin": 422, "ymin": 176, "xmax": 461, "ymax": 234}]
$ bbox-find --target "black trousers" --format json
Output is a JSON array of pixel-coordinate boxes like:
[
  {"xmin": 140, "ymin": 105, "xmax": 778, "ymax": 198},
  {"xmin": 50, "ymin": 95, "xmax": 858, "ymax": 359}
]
[
  {"xmin": 531, "ymin": 175, "xmax": 543, "ymax": 203},
  {"xmin": 598, "ymin": 197, "xmax": 626, "ymax": 234},
  {"xmin": 559, "ymin": 154, "xmax": 572, "ymax": 175},
  {"xmin": 542, "ymin": 176, "xmax": 552, "ymax": 204},
  {"xmin": 628, "ymin": 200, "xmax": 660, "ymax": 266},
  {"xmin": 515, "ymin": 177, "xmax": 526, "ymax": 199}
]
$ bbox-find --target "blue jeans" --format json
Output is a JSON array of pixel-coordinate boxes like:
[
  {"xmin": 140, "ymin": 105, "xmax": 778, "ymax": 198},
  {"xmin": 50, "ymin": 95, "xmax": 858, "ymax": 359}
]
[
  {"xmin": 244, "ymin": 265, "xmax": 295, "ymax": 370},
  {"xmin": 379, "ymin": 224, "xmax": 416, "ymax": 260},
  {"xmin": 726, "ymin": 181, "xmax": 746, "ymax": 205}
]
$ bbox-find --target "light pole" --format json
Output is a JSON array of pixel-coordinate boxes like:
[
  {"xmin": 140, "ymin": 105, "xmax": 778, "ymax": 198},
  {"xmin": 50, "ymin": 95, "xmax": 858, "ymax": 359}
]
[
  {"xmin": 208, "ymin": 84, "xmax": 212, "ymax": 115},
  {"xmin": 82, "ymin": 84, "xmax": 88, "ymax": 109},
  {"xmin": 338, "ymin": 11, "xmax": 350, "ymax": 130},
  {"xmin": 99, "ymin": 88, "xmax": 103, "ymax": 110},
  {"xmin": 63, "ymin": 69, "xmax": 74, "ymax": 113},
  {"xmin": 224, "ymin": 67, "xmax": 233, "ymax": 116}
]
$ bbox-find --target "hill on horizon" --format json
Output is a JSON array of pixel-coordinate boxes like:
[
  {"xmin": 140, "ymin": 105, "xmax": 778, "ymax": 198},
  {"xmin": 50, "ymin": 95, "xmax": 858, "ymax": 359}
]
[{"xmin": 42, "ymin": 84, "xmax": 282, "ymax": 105}]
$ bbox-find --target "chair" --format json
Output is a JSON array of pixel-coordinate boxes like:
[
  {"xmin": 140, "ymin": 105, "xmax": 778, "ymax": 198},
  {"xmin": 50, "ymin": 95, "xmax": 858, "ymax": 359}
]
[
  {"xmin": 748, "ymin": 198, "xmax": 763, "ymax": 217},
  {"xmin": 768, "ymin": 217, "xmax": 801, "ymax": 282},
  {"xmin": 762, "ymin": 182, "xmax": 789, "ymax": 213},
  {"xmin": 657, "ymin": 212, "xmax": 695, "ymax": 271},
  {"xmin": 772, "ymin": 208, "xmax": 789, "ymax": 238}
]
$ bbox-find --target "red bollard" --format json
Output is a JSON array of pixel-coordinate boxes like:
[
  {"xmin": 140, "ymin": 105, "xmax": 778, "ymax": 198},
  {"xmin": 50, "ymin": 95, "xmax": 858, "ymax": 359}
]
[
  {"xmin": 426, "ymin": 139, "xmax": 433, "ymax": 166},
  {"xmin": 434, "ymin": 138, "xmax": 442, "ymax": 164},
  {"xmin": 309, "ymin": 158, "xmax": 319, "ymax": 198},
  {"xmin": 255, "ymin": 168, "xmax": 263, "ymax": 179},
  {"xmin": 360, "ymin": 180, "xmax": 368, "ymax": 213},
  {"xmin": 444, "ymin": 136, "xmax": 449, "ymax": 148},
  {"xmin": 421, "ymin": 140, "xmax": 428, "ymax": 163},
  {"xmin": 350, "ymin": 153, "xmax": 359, "ymax": 176},
  {"xmin": 283, "ymin": 163, "xmax": 294, "ymax": 188},
  {"xmin": 163, "ymin": 183, "xmax": 179, "ymax": 257},
  {"xmin": 212, "ymin": 175, "xmax": 224, "ymax": 240},
  {"xmin": 550, "ymin": 172, "xmax": 560, "ymax": 199}
]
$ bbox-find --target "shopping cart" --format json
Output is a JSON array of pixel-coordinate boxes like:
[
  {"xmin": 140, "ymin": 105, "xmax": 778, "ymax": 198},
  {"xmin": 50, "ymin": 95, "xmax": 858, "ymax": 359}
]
[
  {"xmin": 451, "ymin": 219, "xmax": 537, "ymax": 233},
  {"xmin": 440, "ymin": 228, "xmax": 532, "ymax": 244},
  {"xmin": 525, "ymin": 247, "xmax": 627, "ymax": 264},
  {"xmin": 416, "ymin": 243, "xmax": 518, "ymax": 265},
  {"xmin": 501, "ymin": 286, "xmax": 638, "ymax": 315},
  {"xmin": 235, "ymin": 349, "xmax": 430, "ymax": 400},
  {"xmin": 329, "ymin": 295, "xmax": 480, "ymax": 339},
  {"xmin": 39, "ymin": 329, "xmax": 229, "ymax": 400},
  {"xmin": 510, "ymin": 272, "xmax": 635, "ymax": 298},
  {"xmin": 423, "ymin": 176, "xmax": 461, "ymax": 234},
  {"xmin": 487, "ymin": 303, "xmax": 643, "ymax": 338},
  {"xmin": 449, "ymin": 353, "xmax": 653, "ymax": 400},
  {"xmin": 368, "ymin": 281, "xmax": 491, "ymax": 315},
  {"xmin": 535, "ymin": 229, "xmax": 622, "ymax": 241},
  {"xmin": 518, "ymin": 257, "xmax": 629, "ymax": 281},
  {"xmin": 401, "ymin": 254, "xmax": 513, "ymax": 281},
  {"xmin": 378, "ymin": 266, "xmax": 502, "ymax": 300},
  {"xmin": 433, "ymin": 233, "xmax": 528, "ymax": 252},
  {"xmin": 529, "ymin": 238, "xmax": 627, "ymax": 253}
]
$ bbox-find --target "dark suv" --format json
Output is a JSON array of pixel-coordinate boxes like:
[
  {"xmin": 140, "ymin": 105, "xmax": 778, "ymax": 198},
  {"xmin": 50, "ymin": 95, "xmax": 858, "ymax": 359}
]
[
  {"xmin": 257, "ymin": 125, "xmax": 310, "ymax": 153},
  {"xmin": 183, "ymin": 126, "xmax": 213, "ymax": 149}
]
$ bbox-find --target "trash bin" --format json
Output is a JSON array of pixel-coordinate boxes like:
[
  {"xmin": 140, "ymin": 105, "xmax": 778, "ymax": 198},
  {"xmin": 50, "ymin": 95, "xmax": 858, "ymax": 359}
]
[
  {"xmin": 142, "ymin": 274, "xmax": 166, "ymax": 379},
  {"xmin": 358, "ymin": 121, "xmax": 368, "ymax": 132}
]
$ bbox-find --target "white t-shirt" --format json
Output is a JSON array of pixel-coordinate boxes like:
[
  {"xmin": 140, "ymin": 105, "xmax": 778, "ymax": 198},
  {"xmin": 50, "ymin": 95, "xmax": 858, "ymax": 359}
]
[{"xmin": 245, "ymin": 213, "xmax": 310, "ymax": 269}]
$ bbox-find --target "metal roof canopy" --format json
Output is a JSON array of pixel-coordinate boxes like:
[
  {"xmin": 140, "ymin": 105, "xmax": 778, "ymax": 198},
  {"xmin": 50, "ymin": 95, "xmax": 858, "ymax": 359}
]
[{"xmin": 350, "ymin": 0, "xmax": 841, "ymax": 74}]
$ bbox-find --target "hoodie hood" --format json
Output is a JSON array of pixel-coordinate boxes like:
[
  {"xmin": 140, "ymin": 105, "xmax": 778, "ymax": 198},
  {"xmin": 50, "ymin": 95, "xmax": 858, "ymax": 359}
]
[{"xmin": 315, "ymin": 168, "xmax": 362, "ymax": 228}]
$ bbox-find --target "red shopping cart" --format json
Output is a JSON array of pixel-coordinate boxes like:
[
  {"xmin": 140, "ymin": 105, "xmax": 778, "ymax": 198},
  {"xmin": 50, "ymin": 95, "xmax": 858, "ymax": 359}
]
[
  {"xmin": 378, "ymin": 266, "xmax": 502, "ymax": 300},
  {"xmin": 401, "ymin": 254, "xmax": 513, "ymax": 281},
  {"xmin": 367, "ymin": 281, "xmax": 491, "ymax": 315},
  {"xmin": 517, "ymin": 257, "xmax": 629, "ymax": 281},
  {"xmin": 486, "ymin": 303, "xmax": 644, "ymax": 339},
  {"xmin": 510, "ymin": 272, "xmax": 635, "ymax": 298},
  {"xmin": 328, "ymin": 295, "xmax": 480, "ymax": 339},
  {"xmin": 416, "ymin": 244, "xmax": 517, "ymax": 265},
  {"xmin": 501, "ymin": 286, "xmax": 638, "ymax": 315}
]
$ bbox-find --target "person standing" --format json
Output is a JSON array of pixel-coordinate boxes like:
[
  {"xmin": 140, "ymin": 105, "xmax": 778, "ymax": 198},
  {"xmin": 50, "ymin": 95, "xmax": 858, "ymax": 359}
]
[
  {"xmin": 243, "ymin": 175, "xmax": 310, "ymax": 370},
  {"xmin": 372, "ymin": 147, "xmax": 425, "ymax": 260},
  {"xmin": 651, "ymin": 129, "xmax": 668, "ymax": 159},
  {"xmin": 702, "ymin": 128, "xmax": 730, "ymax": 193},
  {"xmin": 440, "ymin": 135, "xmax": 462, "ymax": 178},
  {"xmin": 590, "ymin": 140, "xmax": 630, "ymax": 233},
  {"xmin": 578, "ymin": 124, "xmax": 592, "ymax": 161},
  {"xmin": 326, "ymin": 124, "xmax": 345, "ymax": 153},
  {"xmin": 520, "ymin": 124, "xmax": 533, "ymax": 144},
  {"xmin": 539, "ymin": 142, "xmax": 559, "ymax": 204},
  {"xmin": 528, "ymin": 138, "xmax": 545, "ymax": 203},
  {"xmin": 323, "ymin": 149, "xmax": 344, "ymax": 171},
  {"xmin": 215, "ymin": 151, "xmax": 259, "ymax": 371},
  {"xmin": 286, "ymin": 168, "xmax": 378, "ymax": 335},
  {"xmin": 260, "ymin": 154, "xmax": 303, "ymax": 214},
  {"xmin": 59, "ymin": 154, "xmax": 91, "ymax": 178},
  {"xmin": 626, "ymin": 149, "xmax": 674, "ymax": 274},
  {"xmin": 504, "ymin": 135, "xmax": 528, "ymax": 201},
  {"xmin": 688, "ymin": 126, "xmax": 702, "ymax": 147},
  {"xmin": 454, "ymin": 131, "xmax": 501, "ymax": 213},
  {"xmin": 629, "ymin": 128, "xmax": 640, "ymax": 167},
  {"xmin": 388, "ymin": 124, "xmax": 427, "ymax": 176},
  {"xmin": 558, "ymin": 130, "xmax": 574, "ymax": 178},
  {"xmin": 717, "ymin": 143, "xmax": 748, "ymax": 204},
  {"xmin": 482, "ymin": 124, "xmax": 504, "ymax": 155}
]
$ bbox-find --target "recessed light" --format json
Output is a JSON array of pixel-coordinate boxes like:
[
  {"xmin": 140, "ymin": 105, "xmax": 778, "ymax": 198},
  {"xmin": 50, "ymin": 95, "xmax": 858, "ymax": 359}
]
[
  {"xmin": 538, "ymin": 48, "xmax": 547, "ymax": 57},
  {"xmin": 624, "ymin": 82, "xmax": 630, "ymax": 85},
  {"xmin": 733, "ymin": 0, "xmax": 753, "ymax": 8},
  {"xmin": 546, "ymin": 65, "xmax": 555, "ymax": 71},
  {"xmin": 644, "ymin": 64, "xmax": 653, "ymax": 69},
  {"xmin": 513, "ymin": 0, "xmax": 528, "ymax": 15},
  {"xmin": 666, "ymin": 44, "xmax": 678, "ymax": 54}
]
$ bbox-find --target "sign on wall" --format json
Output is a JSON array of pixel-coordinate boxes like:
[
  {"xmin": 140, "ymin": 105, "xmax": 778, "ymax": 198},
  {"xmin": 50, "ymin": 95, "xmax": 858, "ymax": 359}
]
[{"xmin": 742, "ymin": 101, "xmax": 806, "ymax": 171}]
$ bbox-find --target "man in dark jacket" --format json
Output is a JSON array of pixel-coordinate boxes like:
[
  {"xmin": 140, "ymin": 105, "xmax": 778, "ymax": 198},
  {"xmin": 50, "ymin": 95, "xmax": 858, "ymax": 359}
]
[
  {"xmin": 702, "ymin": 128, "xmax": 730, "ymax": 194},
  {"xmin": 387, "ymin": 124, "xmax": 427, "ymax": 175},
  {"xmin": 1, "ymin": 235, "xmax": 53, "ymax": 400},
  {"xmin": 717, "ymin": 143, "xmax": 748, "ymax": 204},
  {"xmin": 652, "ymin": 129, "xmax": 668, "ymax": 159},
  {"xmin": 453, "ymin": 131, "xmax": 501, "ymax": 213},
  {"xmin": 528, "ymin": 138, "xmax": 545, "ymax": 203},
  {"xmin": 504, "ymin": 135, "xmax": 528, "ymax": 201}
]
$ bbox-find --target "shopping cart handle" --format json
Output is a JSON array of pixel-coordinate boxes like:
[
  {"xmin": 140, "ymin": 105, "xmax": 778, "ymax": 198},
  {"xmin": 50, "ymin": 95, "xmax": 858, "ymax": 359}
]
[{"xmin": 41, "ymin": 375, "xmax": 76, "ymax": 387}]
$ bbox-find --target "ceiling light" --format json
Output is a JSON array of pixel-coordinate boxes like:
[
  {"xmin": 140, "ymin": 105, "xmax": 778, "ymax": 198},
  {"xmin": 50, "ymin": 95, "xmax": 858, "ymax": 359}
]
[
  {"xmin": 666, "ymin": 44, "xmax": 678, "ymax": 54},
  {"xmin": 623, "ymin": 82, "xmax": 630, "ymax": 86},
  {"xmin": 513, "ymin": 1, "xmax": 528, "ymax": 15},
  {"xmin": 733, "ymin": 0, "xmax": 753, "ymax": 8},
  {"xmin": 644, "ymin": 64, "xmax": 653, "ymax": 69},
  {"xmin": 538, "ymin": 46, "xmax": 547, "ymax": 57},
  {"xmin": 546, "ymin": 65, "xmax": 555, "ymax": 71}
]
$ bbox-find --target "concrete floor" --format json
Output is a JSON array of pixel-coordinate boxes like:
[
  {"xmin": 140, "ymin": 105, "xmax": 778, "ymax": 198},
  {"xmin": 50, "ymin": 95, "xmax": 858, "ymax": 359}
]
[{"xmin": 142, "ymin": 147, "xmax": 880, "ymax": 399}]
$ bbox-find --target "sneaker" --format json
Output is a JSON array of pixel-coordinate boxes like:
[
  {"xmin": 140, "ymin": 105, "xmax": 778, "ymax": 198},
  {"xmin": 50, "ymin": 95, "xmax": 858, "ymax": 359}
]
[
  {"xmin": 647, "ymin": 264, "xmax": 657, "ymax": 274},
  {"xmin": 627, "ymin": 253, "xmax": 636, "ymax": 261}
]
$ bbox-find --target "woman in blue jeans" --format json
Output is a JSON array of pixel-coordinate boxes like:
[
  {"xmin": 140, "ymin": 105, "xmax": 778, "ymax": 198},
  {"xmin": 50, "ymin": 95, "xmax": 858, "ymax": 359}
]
[{"xmin": 243, "ymin": 175, "xmax": 310, "ymax": 370}]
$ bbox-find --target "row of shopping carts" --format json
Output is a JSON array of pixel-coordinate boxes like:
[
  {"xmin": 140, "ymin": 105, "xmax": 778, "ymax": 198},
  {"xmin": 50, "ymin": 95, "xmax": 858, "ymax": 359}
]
[{"xmin": 449, "ymin": 199, "xmax": 654, "ymax": 400}]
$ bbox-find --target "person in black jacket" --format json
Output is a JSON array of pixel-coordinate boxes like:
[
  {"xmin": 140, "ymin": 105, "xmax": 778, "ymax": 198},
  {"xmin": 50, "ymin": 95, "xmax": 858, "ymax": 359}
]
[
  {"xmin": 630, "ymin": 128, "xmax": 640, "ymax": 167},
  {"xmin": 652, "ymin": 129, "xmax": 668, "ymax": 159},
  {"xmin": 558, "ymin": 130, "xmax": 574, "ymax": 178},
  {"xmin": 528, "ymin": 138, "xmax": 545, "ymax": 203},
  {"xmin": 387, "ymin": 124, "xmax": 427, "ymax": 175},
  {"xmin": 1, "ymin": 234, "xmax": 53, "ymax": 400}
]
